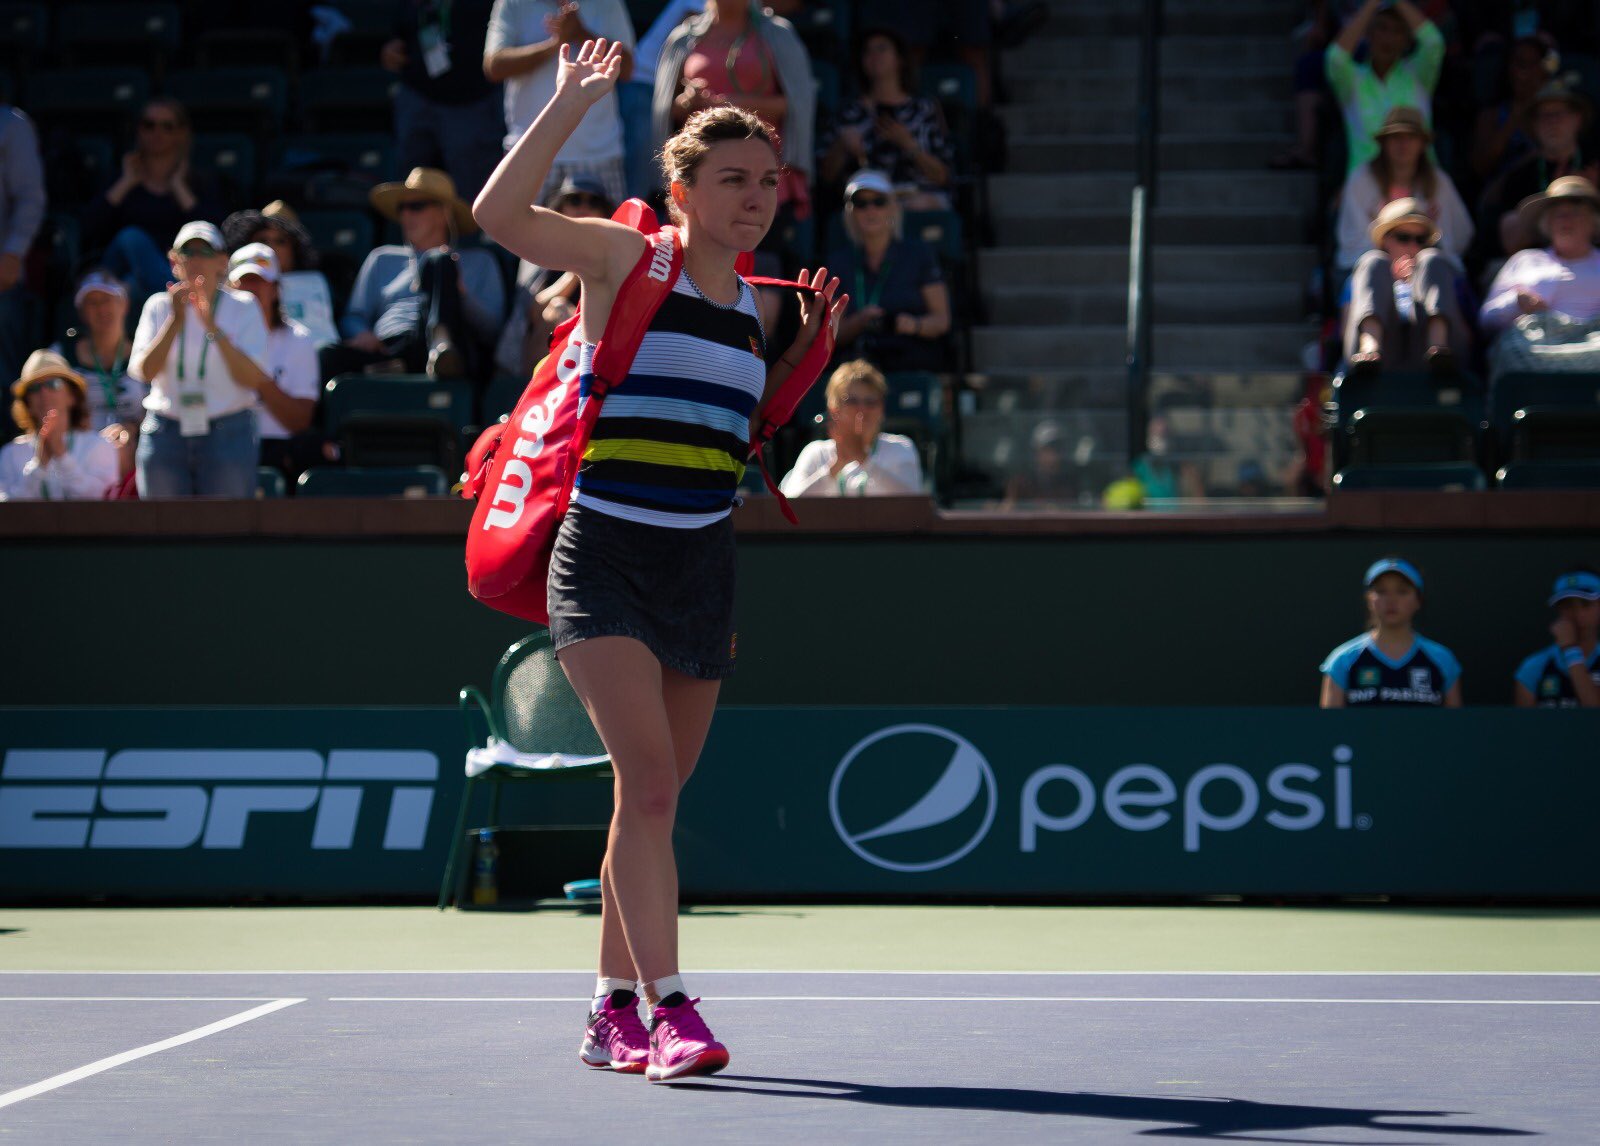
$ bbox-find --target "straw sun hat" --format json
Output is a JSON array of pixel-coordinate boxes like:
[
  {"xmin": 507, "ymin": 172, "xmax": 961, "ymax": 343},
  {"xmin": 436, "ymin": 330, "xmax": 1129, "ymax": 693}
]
[{"xmin": 369, "ymin": 167, "xmax": 477, "ymax": 234}]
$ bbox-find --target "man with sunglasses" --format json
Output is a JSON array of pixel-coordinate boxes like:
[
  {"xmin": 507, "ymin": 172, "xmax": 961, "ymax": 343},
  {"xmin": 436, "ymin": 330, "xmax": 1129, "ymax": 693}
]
[
  {"xmin": 1345, "ymin": 196, "xmax": 1471, "ymax": 374},
  {"xmin": 128, "ymin": 221, "xmax": 270, "ymax": 498}
]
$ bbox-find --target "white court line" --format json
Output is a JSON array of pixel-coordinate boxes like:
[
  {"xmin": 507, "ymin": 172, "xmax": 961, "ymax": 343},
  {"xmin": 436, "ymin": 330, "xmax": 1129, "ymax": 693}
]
[
  {"xmin": 325, "ymin": 995, "xmax": 1600, "ymax": 1006},
  {"xmin": 5, "ymin": 969, "xmax": 1599, "ymax": 977},
  {"xmin": 0, "ymin": 998, "xmax": 303, "ymax": 1110},
  {"xmin": 0, "ymin": 997, "xmax": 280, "ymax": 1002}
]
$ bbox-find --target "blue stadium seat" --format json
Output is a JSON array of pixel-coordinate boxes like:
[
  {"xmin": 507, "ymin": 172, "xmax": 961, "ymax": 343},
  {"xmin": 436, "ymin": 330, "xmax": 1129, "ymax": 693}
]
[
  {"xmin": 1331, "ymin": 368, "xmax": 1485, "ymax": 432},
  {"xmin": 481, "ymin": 375, "xmax": 527, "ymax": 426},
  {"xmin": 1496, "ymin": 460, "xmax": 1600, "ymax": 489},
  {"xmin": 903, "ymin": 209, "xmax": 965, "ymax": 266},
  {"xmin": 1488, "ymin": 371, "xmax": 1600, "ymax": 462},
  {"xmin": 299, "ymin": 68, "xmax": 401, "ymax": 134},
  {"xmin": 57, "ymin": 3, "xmax": 181, "ymax": 69},
  {"xmin": 1507, "ymin": 408, "xmax": 1600, "ymax": 462},
  {"xmin": 322, "ymin": 374, "xmax": 475, "ymax": 434},
  {"xmin": 25, "ymin": 67, "xmax": 150, "ymax": 137},
  {"xmin": 298, "ymin": 209, "xmax": 377, "ymax": 265},
  {"xmin": 192, "ymin": 132, "xmax": 258, "ymax": 200},
  {"xmin": 165, "ymin": 68, "xmax": 287, "ymax": 135},
  {"xmin": 883, "ymin": 370, "xmax": 945, "ymax": 428},
  {"xmin": 296, "ymin": 466, "xmax": 451, "ymax": 498},
  {"xmin": 1344, "ymin": 407, "xmax": 1480, "ymax": 468},
  {"xmin": 271, "ymin": 132, "xmax": 398, "ymax": 186},
  {"xmin": 1332, "ymin": 463, "xmax": 1486, "ymax": 491},
  {"xmin": 919, "ymin": 63, "xmax": 979, "ymax": 112},
  {"xmin": 256, "ymin": 467, "xmax": 287, "ymax": 498}
]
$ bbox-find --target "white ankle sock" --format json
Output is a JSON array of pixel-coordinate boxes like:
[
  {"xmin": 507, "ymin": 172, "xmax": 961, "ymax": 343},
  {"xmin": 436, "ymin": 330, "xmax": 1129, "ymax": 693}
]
[
  {"xmin": 592, "ymin": 976, "xmax": 636, "ymax": 1013},
  {"xmin": 642, "ymin": 974, "xmax": 686, "ymax": 1009}
]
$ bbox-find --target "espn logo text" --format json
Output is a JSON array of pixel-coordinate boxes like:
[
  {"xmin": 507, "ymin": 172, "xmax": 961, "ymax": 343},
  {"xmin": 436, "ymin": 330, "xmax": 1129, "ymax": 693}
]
[{"xmin": 0, "ymin": 750, "xmax": 438, "ymax": 850}]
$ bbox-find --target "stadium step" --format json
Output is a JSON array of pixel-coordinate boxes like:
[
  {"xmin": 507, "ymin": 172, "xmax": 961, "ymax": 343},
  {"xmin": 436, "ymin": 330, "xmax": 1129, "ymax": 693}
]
[
  {"xmin": 991, "ymin": 208, "xmax": 1308, "ymax": 248},
  {"xmin": 979, "ymin": 245, "xmax": 1318, "ymax": 287},
  {"xmin": 1030, "ymin": 1, "xmax": 1295, "ymax": 38},
  {"xmin": 1008, "ymin": 133, "xmax": 1297, "ymax": 173},
  {"xmin": 1005, "ymin": 34, "xmax": 1290, "ymax": 72},
  {"xmin": 1001, "ymin": 100, "xmax": 1295, "ymax": 138},
  {"xmin": 1006, "ymin": 67, "xmax": 1292, "ymax": 105},
  {"xmin": 988, "ymin": 171, "xmax": 1317, "ymax": 214},
  {"xmin": 972, "ymin": 323, "xmax": 1315, "ymax": 371},
  {"xmin": 982, "ymin": 282, "xmax": 1306, "ymax": 326}
]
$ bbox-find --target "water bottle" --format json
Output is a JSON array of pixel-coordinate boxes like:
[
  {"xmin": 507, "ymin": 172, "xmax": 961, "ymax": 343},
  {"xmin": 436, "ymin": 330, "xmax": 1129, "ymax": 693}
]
[{"xmin": 471, "ymin": 828, "xmax": 499, "ymax": 906}]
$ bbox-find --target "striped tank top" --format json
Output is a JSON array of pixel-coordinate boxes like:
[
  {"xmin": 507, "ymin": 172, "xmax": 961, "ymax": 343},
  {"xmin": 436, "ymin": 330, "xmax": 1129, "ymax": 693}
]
[{"xmin": 572, "ymin": 268, "xmax": 767, "ymax": 528}]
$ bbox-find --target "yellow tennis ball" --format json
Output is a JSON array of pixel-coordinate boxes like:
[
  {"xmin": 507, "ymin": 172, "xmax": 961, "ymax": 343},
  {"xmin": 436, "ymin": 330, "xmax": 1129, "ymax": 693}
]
[{"xmin": 1102, "ymin": 477, "xmax": 1145, "ymax": 510}]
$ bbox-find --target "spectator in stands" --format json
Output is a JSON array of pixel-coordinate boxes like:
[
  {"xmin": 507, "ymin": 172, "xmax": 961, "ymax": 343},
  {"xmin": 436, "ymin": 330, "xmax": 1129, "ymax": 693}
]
[
  {"xmin": 653, "ymin": 1, "xmax": 816, "ymax": 258},
  {"xmin": 50, "ymin": 270, "xmax": 144, "ymax": 435},
  {"xmin": 1480, "ymin": 176, "xmax": 1600, "ymax": 341},
  {"xmin": 223, "ymin": 201, "xmax": 340, "ymax": 348},
  {"xmin": 494, "ymin": 174, "xmax": 614, "ymax": 379},
  {"xmin": 1002, "ymin": 421, "xmax": 1082, "ymax": 506},
  {"xmin": 1477, "ymin": 76, "xmax": 1598, "ymax": 256},
  {"xmin": 0, "ymin": 350, "xmax": 119, "ymax": 501},
  {"xmin": 1321, "ymin": 556, "xmax": 1463, "ymax": 707},
  {"xmin": 1336, "ymin": 107, "xmax": 1472, "ymax": 273},
  {"xmin": 1345, "ymin": 197, "xmax": 1473, "ymax": 373},
  {"xmin": 0, "ymin": 102, "xmax": 44, "ymax": 394},
  {"xmin": 1469, "ymin": 34, "xmax": 1554, "ymax": 182},
  {"xmin": 1514, "ymin": 567, "xmax": 1600, "ymax": 707},
  {"xmin": 228, "ymin": 244, "xmax": 319, "ymax": 480},
  {"xmin": 829, "ymin": 170, "xmax": 950, "ymax": 373},
  {"xmin": 130, "ymin": 221, "xmax": 270, "ymax": 499},
  {"xmin": 484, "ymin": 0, "xmax": 636, "ymax": 204},
  {"xmin": 83, "ymin": 98, "xmax": 225, "ymax": 307},
  {"xmin": 779, "ymin": 360, "xmax": 923, "ymax": 496},
  {"xmin": 1326, "ymin": 0, "xmax": 1446, "ymax": 174},
  {"xmin": 321, "ymin": 168, "xmax": 505, "ymax": 381},
  {"xmin": 382, "ymin": 0, "xmax": 505, "ymax": 202},
  {"xmin": 819, "ymin": 28, "xmax": 956, "ymax": 210},
  {"xmin": 858, "ymin": 0, "xmax": 995, "ymax": 109}
]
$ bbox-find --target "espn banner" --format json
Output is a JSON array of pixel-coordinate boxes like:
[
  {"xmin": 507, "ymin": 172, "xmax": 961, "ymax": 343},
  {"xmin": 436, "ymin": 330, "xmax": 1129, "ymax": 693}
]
[{"xmin": 2, "ymin": 708, "xmax": 1596, "ymax": 900}]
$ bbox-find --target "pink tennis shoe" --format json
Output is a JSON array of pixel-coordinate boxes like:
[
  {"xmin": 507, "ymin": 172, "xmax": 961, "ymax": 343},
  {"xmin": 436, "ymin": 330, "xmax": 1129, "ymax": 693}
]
[
  {"xmin": 579, "ymin": 993, "xmax": 650, "ymax": 1073},
  {"xmin": 645, "ymin": 995, "xmax": 729, "ymax": 1083}
]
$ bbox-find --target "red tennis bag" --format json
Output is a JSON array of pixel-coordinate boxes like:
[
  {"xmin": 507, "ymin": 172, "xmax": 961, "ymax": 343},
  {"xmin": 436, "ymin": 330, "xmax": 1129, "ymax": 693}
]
[{"xmin": 462, "ymin": 199, "xmax": 836, "ymax": 624}]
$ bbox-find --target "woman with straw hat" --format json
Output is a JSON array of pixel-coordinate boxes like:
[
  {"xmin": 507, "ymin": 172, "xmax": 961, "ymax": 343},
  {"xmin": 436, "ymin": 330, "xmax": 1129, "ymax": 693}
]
[
  {"xmin": 1479, "ymin": 76, "xmax": 1600, "ymax": 256},
  {"xmin": 1335, "ymin": 106, "xmax": 1472, "ymax": 273},
  {"xmin": 1345, "ymin": 196, "xmax": 1472, "ymax": 374},
  {"xmin": 0, "ymin": 350, "xmax": 119, "ymax": 500},
  {"xmin": 1480, "ymin": 175, "xmax": 1600, "ymax": 339},
  {"xmin": 320, "ymin": 167, "xmax": 504, "ymax": 381}
]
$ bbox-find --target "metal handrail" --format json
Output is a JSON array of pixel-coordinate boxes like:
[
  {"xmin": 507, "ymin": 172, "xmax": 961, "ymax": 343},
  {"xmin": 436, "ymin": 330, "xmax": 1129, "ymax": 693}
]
[{"xmin": 1126, "ymin": 0, "xmax": 1164, "ymax": 461}]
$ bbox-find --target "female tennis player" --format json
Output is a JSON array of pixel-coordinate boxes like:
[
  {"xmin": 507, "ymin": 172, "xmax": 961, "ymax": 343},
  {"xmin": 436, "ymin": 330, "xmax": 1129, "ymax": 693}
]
[
  {"xmin": 474, "ymin": 39, "xmax": 844, "ymax": 1083},
  {"xmin": 1320, "ymin": 556, "xmax": 1462, "ymax": 707}
]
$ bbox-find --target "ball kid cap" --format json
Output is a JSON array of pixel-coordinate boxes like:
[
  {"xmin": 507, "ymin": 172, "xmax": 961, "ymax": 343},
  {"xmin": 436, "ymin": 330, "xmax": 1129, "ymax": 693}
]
[
  {"xmin": 1364, "ymin": 557, "xmax": 1423, "ymax": 591},
  {"xmin": 1548, "ymin": 570, "xmax": 1600, "ymax": 605},
  {"xmin": 228, "ymin": 242, "xmax": 281, "ymax": 285}
]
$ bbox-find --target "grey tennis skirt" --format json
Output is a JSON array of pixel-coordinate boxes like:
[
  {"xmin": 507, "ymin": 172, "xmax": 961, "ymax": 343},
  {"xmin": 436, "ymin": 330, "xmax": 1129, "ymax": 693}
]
[{"xmin": 547, "ymin": 501, "xmax": 737, "ymax": 680}]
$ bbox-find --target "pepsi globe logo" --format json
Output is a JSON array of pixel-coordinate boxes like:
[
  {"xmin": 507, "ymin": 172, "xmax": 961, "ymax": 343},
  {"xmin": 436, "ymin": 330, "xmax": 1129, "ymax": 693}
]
[{"xmin": 828, "ymin": 724, "xmax": 998, "ymax": 872}]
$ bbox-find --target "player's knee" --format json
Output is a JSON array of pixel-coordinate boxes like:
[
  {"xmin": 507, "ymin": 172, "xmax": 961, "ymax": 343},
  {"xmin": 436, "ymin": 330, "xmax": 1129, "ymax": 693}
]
[{"xmin": 616, "ymin": 775, "xmax": 678, "ymax": 824}]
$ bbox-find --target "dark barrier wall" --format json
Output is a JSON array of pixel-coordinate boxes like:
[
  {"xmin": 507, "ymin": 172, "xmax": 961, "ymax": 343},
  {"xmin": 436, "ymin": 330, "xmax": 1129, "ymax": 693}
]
[
  {"xmin": 2, "ymin": 532, "xmax": 1597, "ymax": 707},
  {"xmin": 3, "ymin": 707, "xmax": 1597, "ymax": 901}
]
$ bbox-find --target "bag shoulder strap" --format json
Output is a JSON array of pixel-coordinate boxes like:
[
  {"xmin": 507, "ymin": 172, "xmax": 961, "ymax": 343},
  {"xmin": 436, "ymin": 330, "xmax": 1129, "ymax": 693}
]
[{"xmin": 588, "ymin": 224, "xmax": 684, "ymax": 396}]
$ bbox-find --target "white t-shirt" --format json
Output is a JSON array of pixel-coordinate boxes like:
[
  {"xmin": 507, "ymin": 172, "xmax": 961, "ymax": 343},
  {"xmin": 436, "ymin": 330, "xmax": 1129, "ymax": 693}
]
[
  {"xmin": 0, "ymin": 429, "xmax": 119, "ymax": 501},
  {"xmin": 779, "ymin": 433, "xmax": 924, "ymax": 497},
  {"xmin": 132, "ymin": 287, "xmax": 269, "ymax": 421},
  {"xmin": 487, "ymin": 0, "xmax": 635, "ymax": 158},
  {"xmin": 258, "ymin": 319, "xmax": 321, "ymax": 440},
  {"xmin": 49, "ymin": 340, "xmax": 146, "ymax": 431},
  {"xmin": 278, "ymin": 271, "xmax": 340, "ymax": 348}
]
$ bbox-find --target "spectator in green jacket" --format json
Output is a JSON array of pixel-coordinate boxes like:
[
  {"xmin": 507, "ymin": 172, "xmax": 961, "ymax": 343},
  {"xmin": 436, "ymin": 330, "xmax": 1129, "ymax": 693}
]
[{"xmin": 1326, "ymin": 0, "xmax": 1445, "ymax": 173}]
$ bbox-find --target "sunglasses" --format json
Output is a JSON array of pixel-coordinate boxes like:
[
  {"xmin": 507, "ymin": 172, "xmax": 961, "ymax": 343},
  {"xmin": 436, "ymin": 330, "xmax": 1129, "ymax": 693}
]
[
  {"xmin": 851, "ymin": 195, "xmax": 890, "ymax": 210},
  {"xmin": 140, "ymin": 117, "xmax": 180, "ymax": 131},
  {"xmin": 23, "ymin": 377, "xmax": 68, "ymax": 398},
  {"xmin": 839, "ymin": 394, "xmax": 883, "ymax": 408},
  {"xmin": 1389, "ymin": 231, "xmax": 1429, "ymax": 246},
  {"xmin": 397, "ymin": 200, "xmax": 438, "ymax": 214},
  {"xmin": 559, "ymin": 193, "xmax": 609, "ymax": 210},
  {"xmin": 178, "ymin": 243, "xmax": 218, "ymax": 257}
]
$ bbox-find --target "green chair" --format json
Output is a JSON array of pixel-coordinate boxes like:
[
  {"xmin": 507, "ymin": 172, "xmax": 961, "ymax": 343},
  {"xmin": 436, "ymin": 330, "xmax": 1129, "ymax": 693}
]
[
  {"xmin": 296, "ymin": 465, "xmax": 450, "ymax": 498},
  {"xmin": 439, "ymin": 632, "xmax": 612, "ymax": 909},
  {"xmin": 1344, "ymin": 407, "xmax": 1479, "ymax": 467},
  {"xmin": 255, "ymin": 467, "xmax": 287, "ymax": 498},
  {"xmin": 1496, "ymin": 460, "xmax": 1600, "ymax": 489},
  {"xmin": 323, "ymin": 374, "xmax": 475, "ymax": 432}
]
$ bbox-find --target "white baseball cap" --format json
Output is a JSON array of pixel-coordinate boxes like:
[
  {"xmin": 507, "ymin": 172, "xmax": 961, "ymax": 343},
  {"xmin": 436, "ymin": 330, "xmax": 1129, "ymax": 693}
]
[
  {"xmin": 844, "ymin": 169, "xmax": 894, "ymax": 202},
  {"xmin": 173, "ymin": 220, "xmax": 226, "ymax": 253},
  {"xmin": 228, "ymin": 242, "xmax": 281, "ymax": 285}
]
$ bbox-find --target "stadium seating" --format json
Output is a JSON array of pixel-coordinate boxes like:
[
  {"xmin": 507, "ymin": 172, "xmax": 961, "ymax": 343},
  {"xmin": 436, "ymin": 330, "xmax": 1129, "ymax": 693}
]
[
  {"xmin": 481, "ymin": 375, "xmax": 527, "ymax": 426},
  {"xmin": 255, "ymin": 467, "xmax": 287, "ymax": 498},
  {"xmin": 57, "ymin": 3, "xmax": 182, "ymax": 73},
  {"xmin": 165, "ymin": 67, "xmax": 287, "ymax": 135},
  {"xmin": 1488, "ymin": 372, "xmax": 1600, "ymax": 465},
  {"xmin": 1343, "ymin": 407, "xmax": 1480, "ymax": 468},
  {"xmin": 322, "ymin": 0, "xmax": 397, "ymax": 67},
  {"xmin": 322, "ymin": 374, "xmax": 474, "ymax": 433},
  {"xmin": 25, "ymin": 67, "xmax": 150, "ymax": 142},
  {"xmin": 1332, "ymin": 463, "xmax": 1487, "ymax": 492},
  {"xmin": 1507, "ymin": 409, "xmax": 1600, "ymax": 462},
  {"xmin": 0, "ymin": 3, "xmax": 47, "ymax": 78},
  {"xmin": 191, "ymin": 132, "xmax": 258, "ymax": 201},
  {"xmin": 439, "ymin": 630, "xmax": 611, "ymax": 909},
  {"xmin": 298, "ymin": 68, "xmax": 400, "ymax": 134},
  {"xmin": 1495, "ymin": 460, "xmax": 1600, "ymax": 489},
  {"xmin": 296, "ymin": 465, "xmax": 451, "ymax": 498},
  {"xmin": 193, "ymin": 27, "xmax": 298, "ymax": 72}
]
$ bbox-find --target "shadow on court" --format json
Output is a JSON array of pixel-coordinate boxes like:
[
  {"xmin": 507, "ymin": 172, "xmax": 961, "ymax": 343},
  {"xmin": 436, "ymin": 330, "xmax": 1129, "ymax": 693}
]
[{"xmin": 679, "ymin": 1077, "xmax": 1535, "ymax": 1140}]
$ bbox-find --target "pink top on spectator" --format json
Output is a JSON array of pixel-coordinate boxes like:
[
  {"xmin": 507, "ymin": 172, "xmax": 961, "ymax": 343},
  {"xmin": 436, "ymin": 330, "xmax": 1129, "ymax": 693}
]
[
  {"xmin": 683, "ymin": 25, "xmax": 783, "ymax": 116},
  {"xmin": 1480, "ymin": 248, "xmax": 1600, "ymax": 332}
]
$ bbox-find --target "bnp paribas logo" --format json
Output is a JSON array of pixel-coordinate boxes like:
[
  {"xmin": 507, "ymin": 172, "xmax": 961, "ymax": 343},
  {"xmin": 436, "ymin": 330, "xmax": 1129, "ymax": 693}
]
[{"xmin": 827, "ymin": 724, "xmax": 998, "ymax": 873}]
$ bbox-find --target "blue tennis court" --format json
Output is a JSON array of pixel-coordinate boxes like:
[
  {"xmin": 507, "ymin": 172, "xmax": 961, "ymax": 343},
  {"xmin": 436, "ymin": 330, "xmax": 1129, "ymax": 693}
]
[{"xmin": 4, "ymin": 970, "xmax": 1595, "ymax": 1141}]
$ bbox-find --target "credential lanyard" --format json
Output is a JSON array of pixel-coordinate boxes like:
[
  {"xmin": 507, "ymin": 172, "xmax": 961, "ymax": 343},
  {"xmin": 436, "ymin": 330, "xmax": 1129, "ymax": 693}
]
[
  {"xmin": 89, "ymin": 340, "xmax": 128, "ymax": 415},
  {"xmin": 855, "ymin": 256, "xmax": 893, "ymax": 312},
  {"xmin": 175, "ymin": 322, "xmax": 210, "ymax": 388}
]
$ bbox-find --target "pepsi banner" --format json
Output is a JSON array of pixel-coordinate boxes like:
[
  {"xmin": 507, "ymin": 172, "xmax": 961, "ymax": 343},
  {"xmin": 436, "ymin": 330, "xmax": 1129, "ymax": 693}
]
[{"xmin": 2, "ymin": 707, "xmax": 1597, "ymax": 900}]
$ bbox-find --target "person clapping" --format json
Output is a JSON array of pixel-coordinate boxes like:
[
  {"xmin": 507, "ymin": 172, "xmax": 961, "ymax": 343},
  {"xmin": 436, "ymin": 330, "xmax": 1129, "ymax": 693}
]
[
  {"xmin": 0, "ymin": 350, "xmax": 119, "ymax": 500},
  {"xmin": 779, "ymin": 360, "xmax": 922, "ymax": 496}
]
